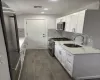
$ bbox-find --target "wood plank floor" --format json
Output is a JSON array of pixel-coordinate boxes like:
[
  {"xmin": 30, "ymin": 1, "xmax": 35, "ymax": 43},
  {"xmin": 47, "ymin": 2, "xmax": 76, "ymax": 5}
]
[{"xmin": 20, "ymin": 49, "xmax": 72, "ymax": 80}]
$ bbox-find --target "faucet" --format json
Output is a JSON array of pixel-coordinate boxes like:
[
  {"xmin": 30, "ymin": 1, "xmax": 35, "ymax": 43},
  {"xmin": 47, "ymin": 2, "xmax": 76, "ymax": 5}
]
[{"xmin": 73, "ymin": 34, "xmax": 85, "ymax": 45}]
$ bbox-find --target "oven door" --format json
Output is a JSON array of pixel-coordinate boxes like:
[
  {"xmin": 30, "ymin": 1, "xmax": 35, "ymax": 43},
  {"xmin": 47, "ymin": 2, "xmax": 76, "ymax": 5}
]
[{"xmin": 48, "ymin": 41, "xmax": 55, "ymax": 57}]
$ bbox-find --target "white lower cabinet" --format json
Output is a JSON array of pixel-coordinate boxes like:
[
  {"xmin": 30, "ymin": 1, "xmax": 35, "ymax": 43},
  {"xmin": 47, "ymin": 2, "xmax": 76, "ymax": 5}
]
[
  {"xmin": 55, "ymin": 43, "xmax": 100, "ymax": 80},
  {"xmin": 55, "ymin": 43, "xmax": 74, "ymax": 76},
  {"xmin": 66, "ymin": 61, "xmax": 73, "ymax": 76},
  {"xmin": 55, "ymin": 44, "xmax": 62, "ymax": 63},
  {"xmin": 20, "ymin": 39, "xmax": 27, "ymax": 76},
  {"xmin": 55, "ymin": 44, "xmax": 60, "ymax": 61},
  {"xmin": 18, "ymin": 40, "xmax": 27, "ymax": 80},
  {"xmin": 20, "ymin": 43, "xmax": 27, "ymax": 66}
]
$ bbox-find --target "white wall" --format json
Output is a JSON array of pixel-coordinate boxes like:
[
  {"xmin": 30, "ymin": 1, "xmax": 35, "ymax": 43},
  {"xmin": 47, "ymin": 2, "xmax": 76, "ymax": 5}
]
[
  {"xmin": 17, "ymin": 14, "xmax": 60, "ymax": 29},
  {"xmin": 83, "ymin": 10, "xmax": 100, "ymax": 49},
  {"xmin": 17, "ymin": 14, "xmax": 60, "ymax": 49}
]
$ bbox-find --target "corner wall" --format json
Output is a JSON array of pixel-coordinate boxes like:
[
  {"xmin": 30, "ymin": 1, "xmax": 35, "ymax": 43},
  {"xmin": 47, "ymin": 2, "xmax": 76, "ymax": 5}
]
[{"xmin": 83, "ymin": 10, "xmax": 100, "ymax": 49}]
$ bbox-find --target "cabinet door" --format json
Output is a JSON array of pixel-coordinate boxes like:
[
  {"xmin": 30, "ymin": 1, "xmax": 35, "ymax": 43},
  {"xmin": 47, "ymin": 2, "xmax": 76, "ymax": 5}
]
[
  {"xmin": 60, "ymin": 48, "xmax": 74, "ymax": 76},
  {"xmin": 55, "ymin": 44, "xmax": 60, "ymax": 60},
  {"xmin": 56, "ymin": 18, "xmax": 60, "ymax": 23},
  {"xmin": 76, "ymin": 10, "xmax": 86, "ymax": 33},
  {"xmin": 65, "ymin": 60, "xmax": 73, "ymax": 76},
  {"xmin": 55, "ymin": 44, "xmax": 62, "ymax": 63},
  {"xmin": 56, "ymin": 18, "xmax": 61, "ymax": 29},
  {"xmin": 60, "ymin": 48, "xmax": 68, "ymax": 67},
  {"xmin": 58, "ymin": 49, "xmax": 62, "ymax": 63},
  {"xmin": 61, "ymin": 17, "xmax": 66, "ymax": 22},
  {"xmin": 65, "ymin": 15, "xmax": 72, "ymax": 32},
  {"xmin": 69, "ymin": 13, "xmax": 79, "ymax": 32}
]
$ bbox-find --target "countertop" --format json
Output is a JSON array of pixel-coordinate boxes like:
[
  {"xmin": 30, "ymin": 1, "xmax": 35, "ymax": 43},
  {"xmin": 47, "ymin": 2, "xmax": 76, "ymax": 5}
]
[
  {"xmin": 55, "ymin": 41, "xmax": 100, "ymax": 54},
  {"xmin": 19, "ymin": 37, "xmax": 25, "ymax": 48}
]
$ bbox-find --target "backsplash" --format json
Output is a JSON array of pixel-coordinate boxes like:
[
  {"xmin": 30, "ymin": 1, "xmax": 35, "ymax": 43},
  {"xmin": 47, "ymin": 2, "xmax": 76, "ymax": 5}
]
[
  {"xmin": 48, "ymin": 29, "xmax": 91, "ymax": 46},
  {"xmin": 48, "ymin": 29, "xmax": 63, "ymax": 39},
  {"xmin": 18, "ymin": 28, "xmax": 25, "ymax": 38},
  {"xmin": 62, "ymin": 31, "xmax": 74, "ymax": 39},
  {"xmin": 48, "ymin": 29, "xmax": 74, "ymax": 39}
]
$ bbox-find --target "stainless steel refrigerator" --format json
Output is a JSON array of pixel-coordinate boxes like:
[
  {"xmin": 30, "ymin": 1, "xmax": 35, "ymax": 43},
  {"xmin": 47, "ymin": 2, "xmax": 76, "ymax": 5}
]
[{"xmin": 0, "ymin": 1, "xmax": 21, "ymax": 80}]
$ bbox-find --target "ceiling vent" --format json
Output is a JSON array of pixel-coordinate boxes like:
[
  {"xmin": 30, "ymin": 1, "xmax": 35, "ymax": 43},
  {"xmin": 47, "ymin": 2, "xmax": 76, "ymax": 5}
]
[{"xmin": 34, "ymin": 6, "xmax": 42, "ymax": 8}]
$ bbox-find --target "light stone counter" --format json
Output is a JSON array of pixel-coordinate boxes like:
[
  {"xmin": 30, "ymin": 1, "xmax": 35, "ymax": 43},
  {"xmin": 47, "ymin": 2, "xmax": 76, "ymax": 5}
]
[
  {"xmin": 19, "ymin": 37, "xmax": 25, "ymax": 48},
  {"xmin": 55, "ymin": 41, "xmax": 100, "ymax": 54}
]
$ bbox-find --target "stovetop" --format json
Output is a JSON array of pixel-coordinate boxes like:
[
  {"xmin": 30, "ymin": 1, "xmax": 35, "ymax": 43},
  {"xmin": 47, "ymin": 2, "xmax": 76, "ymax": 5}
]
[{"xmin": 50, "ymin": 38, "xmax": 71, "ymax": 41}]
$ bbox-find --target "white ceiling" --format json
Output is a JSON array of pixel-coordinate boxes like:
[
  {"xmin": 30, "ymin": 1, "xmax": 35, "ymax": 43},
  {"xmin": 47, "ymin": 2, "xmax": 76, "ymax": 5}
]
[{"xmin": 2, "ymin": 0, "xmax": 99, "ymax": 15}]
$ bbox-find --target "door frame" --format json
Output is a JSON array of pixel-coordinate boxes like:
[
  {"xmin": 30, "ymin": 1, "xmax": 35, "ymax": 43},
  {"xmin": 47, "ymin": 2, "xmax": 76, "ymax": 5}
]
[{"xmin": 24, "ymin": 18, "xmax": 48, "ymax": 49}]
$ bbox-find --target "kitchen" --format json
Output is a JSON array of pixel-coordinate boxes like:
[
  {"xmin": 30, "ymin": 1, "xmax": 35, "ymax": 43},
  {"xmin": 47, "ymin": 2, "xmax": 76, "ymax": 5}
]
[{"xmin": 0, "ymin": 0, "xmax": 100, "ymax": 80}]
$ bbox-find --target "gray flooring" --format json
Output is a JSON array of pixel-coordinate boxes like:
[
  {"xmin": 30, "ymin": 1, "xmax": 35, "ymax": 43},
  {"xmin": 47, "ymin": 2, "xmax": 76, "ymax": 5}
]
[{"xmin": 20, "ymin": 49, "xmax": 72, "ymax": 80}]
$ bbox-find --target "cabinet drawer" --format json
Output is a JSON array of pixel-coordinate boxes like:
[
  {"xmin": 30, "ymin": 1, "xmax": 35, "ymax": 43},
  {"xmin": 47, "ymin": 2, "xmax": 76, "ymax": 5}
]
[
  {"xmin": 58, "ymin": 50, "xmax": 62, "ymax": 62},
  {"xmin": 67, "ymin": 52, "xmax": 74, "ymax": 64},
  {"xmin": 55, "ymin": 45, "xmax": 59, "ymax": 58},
  {"xmin": 65, "ymin": 61, "xmax": 73, "ymax": 76}
]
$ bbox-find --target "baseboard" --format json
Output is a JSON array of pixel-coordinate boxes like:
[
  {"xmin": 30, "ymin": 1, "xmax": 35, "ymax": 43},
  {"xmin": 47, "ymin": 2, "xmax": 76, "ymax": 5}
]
[{"xmin": 76, "ymin": 75, "xmax": 100, "ymax": 80}]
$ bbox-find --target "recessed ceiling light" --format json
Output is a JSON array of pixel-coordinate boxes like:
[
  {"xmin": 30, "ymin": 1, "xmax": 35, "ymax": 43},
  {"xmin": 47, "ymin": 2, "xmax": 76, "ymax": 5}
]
[
  {"xmin": 41, "ymin": 12, "xmax": 45, "ymax": 14},
  {"xmin": 50, "ymin": 0, "xmax": 58, "ymax": 2},
  {"xmin": 44, "ymin": 8, "xmax": 48, "ymax": 10}
]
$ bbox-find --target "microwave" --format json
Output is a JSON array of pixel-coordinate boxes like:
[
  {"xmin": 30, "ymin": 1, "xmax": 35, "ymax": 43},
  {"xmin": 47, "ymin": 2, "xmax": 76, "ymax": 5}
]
[{"xmin": 57, "ymin": 22, "xmax": 65, "ymax": 30}]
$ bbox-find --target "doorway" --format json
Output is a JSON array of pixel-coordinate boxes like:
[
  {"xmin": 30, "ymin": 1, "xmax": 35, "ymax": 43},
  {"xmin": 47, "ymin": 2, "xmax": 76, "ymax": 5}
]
[{"xmin": 26, "ymin": 19, "xmax": 47, "ymax": 49}]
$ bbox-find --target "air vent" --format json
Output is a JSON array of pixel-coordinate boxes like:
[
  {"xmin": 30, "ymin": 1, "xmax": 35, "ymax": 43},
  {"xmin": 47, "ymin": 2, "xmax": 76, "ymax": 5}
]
[{"xmin": 34, "ymin": 6, "xmax": 42, "ymax": 8}]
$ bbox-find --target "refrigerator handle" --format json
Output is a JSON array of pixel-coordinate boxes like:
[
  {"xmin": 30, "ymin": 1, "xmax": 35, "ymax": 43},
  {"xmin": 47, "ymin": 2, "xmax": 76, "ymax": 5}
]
[
  {"xmin": 13, "ymin": 15, "xmax": 20, "ymax": 53},
  {"xmin": 9, "ymin": 15, "xmax": 20, "ymax": 53}
]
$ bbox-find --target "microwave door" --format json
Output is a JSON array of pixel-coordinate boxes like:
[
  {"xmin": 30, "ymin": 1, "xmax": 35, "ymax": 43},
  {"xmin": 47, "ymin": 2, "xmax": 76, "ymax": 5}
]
[
  {"xmin": 57, "ymin": 22, "xmax": 65, "ymax": 30},
  {"xmin": 57, "ymin": 23, "xmax": 62, "ymax": 30}
]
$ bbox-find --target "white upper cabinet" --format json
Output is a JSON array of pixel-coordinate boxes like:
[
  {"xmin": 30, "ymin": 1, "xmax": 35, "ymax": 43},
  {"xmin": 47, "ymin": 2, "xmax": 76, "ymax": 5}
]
[
  {"xmin": 61, "ymin": 17, "xmax": 66, "ymax": 22},
  {"xmin": 56, "ymin": 17, "xmax": 66, "ymax": 23},
  {"xmin": 56, "ymin": 18, "xmax": 61, "ymax": 29},
  {"xmin": 56, "ymin": 18, "xmax": 61, "ymax": 23},
  {"xmin": 65, "ymin": 15, "xmax": 72, "ymax": 32},
  {"xmin": 56, "ymin": 10, "xmax": 86, "ymax": 33},
  {"xmin": 69, "ymin": 13, "xmax": 79, "ymax": 32},
  {"xmin": 76, "ymin": 10, "xmax": 86, "ymax": 33}
]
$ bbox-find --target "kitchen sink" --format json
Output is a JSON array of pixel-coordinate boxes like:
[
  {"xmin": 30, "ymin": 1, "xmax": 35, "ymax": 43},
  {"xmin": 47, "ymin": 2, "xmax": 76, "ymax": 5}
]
[{"xmin": 64, "ymin": 44, "xmax": 82, "ymax": 48}]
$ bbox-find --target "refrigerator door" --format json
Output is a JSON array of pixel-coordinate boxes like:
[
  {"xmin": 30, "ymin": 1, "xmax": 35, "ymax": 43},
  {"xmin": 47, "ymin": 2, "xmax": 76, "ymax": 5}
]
[
  {"xmin": 4, "ymin": 14, "xmax": 20, "ymax": 69},
  {"xmin": 1, "ymin": 1, "xmax": 20, "ymax": 79},
  {"xmin": 3, "ymin": 14, "xmax": 20, "ymax": 80}
]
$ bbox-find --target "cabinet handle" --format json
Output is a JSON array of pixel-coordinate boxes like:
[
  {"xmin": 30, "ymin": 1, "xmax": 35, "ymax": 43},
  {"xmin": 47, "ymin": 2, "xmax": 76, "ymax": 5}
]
[
  {"xmin": 68, "ymin": 53, "xmax": 72, "ymax": 56},
  {"xmin": 59, "ymin": 51, "xmax": 61, "ymax": 55},
  {"xmin": 67, "ymin": 59, "xmax": 71, "ymax": 63}
]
